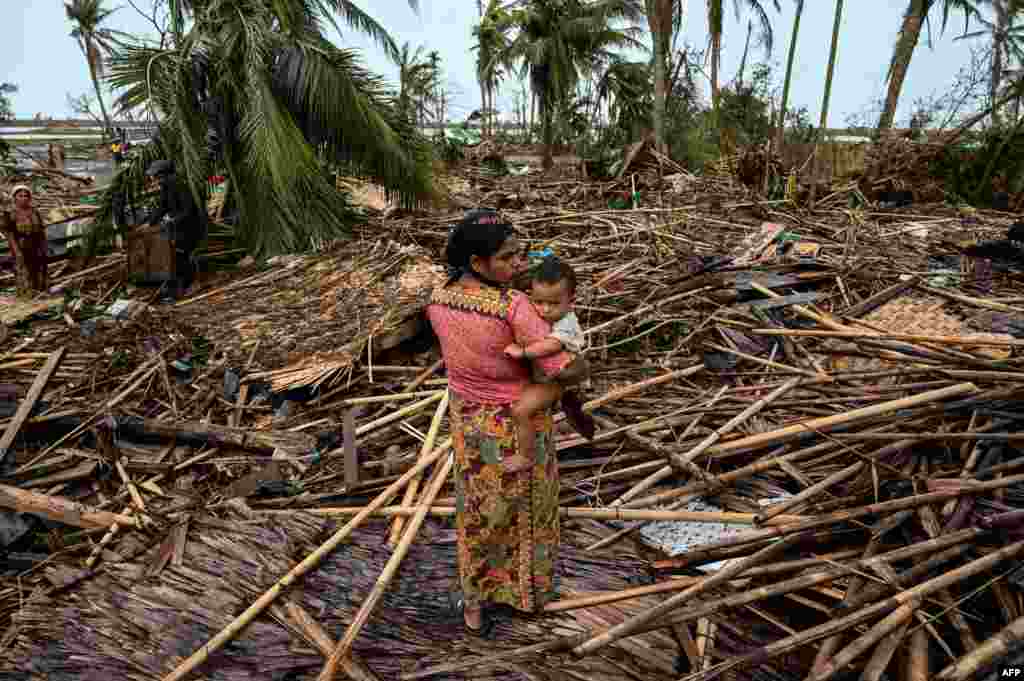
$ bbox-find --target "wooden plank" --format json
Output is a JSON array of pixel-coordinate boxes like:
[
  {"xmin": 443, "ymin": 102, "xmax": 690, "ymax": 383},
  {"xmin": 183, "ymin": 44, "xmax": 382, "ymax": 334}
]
[
  {"xmin": 0, "ymin": 483, "xmax": 137, "ymax": 529},
  {"xmin": 0, "ymin": 347, "xmax": 65, "ymax": 466}
]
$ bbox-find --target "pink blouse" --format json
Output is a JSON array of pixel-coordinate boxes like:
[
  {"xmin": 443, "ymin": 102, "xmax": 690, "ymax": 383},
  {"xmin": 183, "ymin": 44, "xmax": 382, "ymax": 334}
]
[{"xmin": 427, "ymin": 285, "xmax": 573, "ymax": 405}]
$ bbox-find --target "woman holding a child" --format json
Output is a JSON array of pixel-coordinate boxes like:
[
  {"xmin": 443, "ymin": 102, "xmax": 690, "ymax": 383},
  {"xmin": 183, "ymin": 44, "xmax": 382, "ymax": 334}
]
[{"xmin": 426, "ymin": 209, "xmax": 588, "ymax": 635}]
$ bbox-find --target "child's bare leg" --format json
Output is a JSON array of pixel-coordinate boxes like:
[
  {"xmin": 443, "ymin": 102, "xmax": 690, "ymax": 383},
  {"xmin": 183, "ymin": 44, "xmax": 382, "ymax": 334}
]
[{"xmin": 507, "ymin": 384, "xmax": 563, "ymax": 472}]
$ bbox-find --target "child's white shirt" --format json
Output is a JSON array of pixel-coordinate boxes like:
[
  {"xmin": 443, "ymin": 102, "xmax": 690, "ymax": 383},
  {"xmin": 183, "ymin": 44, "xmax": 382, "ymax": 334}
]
[{"xmin": 549, "ymin": 311, "xmax": 586, "ymax": 354}]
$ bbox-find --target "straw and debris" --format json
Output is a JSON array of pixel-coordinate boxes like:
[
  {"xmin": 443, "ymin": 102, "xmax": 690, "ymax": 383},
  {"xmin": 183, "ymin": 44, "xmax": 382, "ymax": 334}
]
[{"xmin": 1, "ymin": 145, "xmax": 1024, "ymax": 681}]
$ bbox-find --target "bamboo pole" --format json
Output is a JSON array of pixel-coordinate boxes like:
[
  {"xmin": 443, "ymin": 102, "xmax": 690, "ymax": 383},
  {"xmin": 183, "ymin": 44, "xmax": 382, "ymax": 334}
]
[
  {"xmin": 609, "ymin": 386, "xmax": 725, "ymax": 507},
  {"xmin": 705, "ymin": 342, "xmax": 825, "ymax": 380},
  {"xmin": 861, "ymin": 617, "xmax": 912, "ymax": 681},
  {"xmin": 805, "ymin": 540, "xmax": 1024, "ymax": 681},
  {"xmin": 665, "ymin": 472, "xmax": 1024, "ymax": 565},
  {"xmin": 754, "ymin": 460, "xmax": 863, "ymax": 525},
  {"xmin": 543, "ymin": 576, "xmax": 704, "ymax": 613},
  {"xmin": 400, "ymin": 531, "xmax": 981, "ymax": 681},
  {"xmin": 907, "ymin": 626, "xmax": 930, "ymax": 681},
  {"xmin": 335, "ymin": 390, "xmax": 444, "ymax": 407},
  {"xmin": 270, "ymin": 599, "xmax": 382, "ymax": 681},
  {"xmin": 936, "ymin": 614, "xmax": 1024, "ymax": 681},
  {"xmin": 14, "ymin": 355, "xmax": 163, "ymax": 472},
  {"xmin": 0, "ymin": 346, "xmax": 64, "ymax": 466},
  {"xmin": 260, "ymin": 505, "xmax": 804, "ymax": 525},
  {"xmin": 0, "ymin": 483, "xmax": 138, "ymax": 530},
  {"xmin": 318, "ymin": 452, "xmax": 455, "ymax": 680},
  {"xmin": 581, "ymin": 364, "xmax": 703, "ymax": 413},
  {"xmin": 705, "ymin": 382, "xmax": 977, "ymax": 458},
  {"xmin": 387, "ymin": 390, "xmax": 449, "ymax": 545},
  {"xmin": 839, "ymin": 544, "xmax": 972, "ymax": 611},
  {"xmin": 159, "ymin": 436, "xmax": 452, "ymax": 681},
  {"xmin": 751, "ymin": 328, "xmax": 1024, "ymax": 347},
  {"xmin": 673, "ymin": 377, "xmax": 802, "ymax": 472},
  {"xmin": 572, "ymin": 533, "xmax": 804, "ymax": 656},
  {"xmin": 355, "ymin": 391, "xmax": 445, "ymax": 437}
]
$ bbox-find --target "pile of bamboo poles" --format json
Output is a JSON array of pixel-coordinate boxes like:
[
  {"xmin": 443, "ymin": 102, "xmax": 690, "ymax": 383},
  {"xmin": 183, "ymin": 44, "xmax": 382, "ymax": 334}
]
[{"xmin": 3, "ymin": 156, "xmax": 1024, "ymax": 680}]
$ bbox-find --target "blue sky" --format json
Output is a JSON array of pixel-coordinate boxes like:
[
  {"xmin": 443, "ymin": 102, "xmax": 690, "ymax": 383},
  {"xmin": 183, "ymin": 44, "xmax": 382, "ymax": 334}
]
[{"xmin": 0, "ymin": 0, "xmax": 993, "ymax": 127}]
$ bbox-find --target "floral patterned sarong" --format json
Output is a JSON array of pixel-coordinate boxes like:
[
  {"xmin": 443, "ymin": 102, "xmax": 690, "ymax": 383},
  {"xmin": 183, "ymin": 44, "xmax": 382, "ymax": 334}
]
[{"xmin": 451, "ymin": 393, "xmax": 560, "ymax": 612}]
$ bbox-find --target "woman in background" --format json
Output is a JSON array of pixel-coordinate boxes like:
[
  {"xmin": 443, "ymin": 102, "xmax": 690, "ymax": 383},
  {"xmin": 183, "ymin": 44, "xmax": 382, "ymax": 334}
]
[{"xmin": 1, "ymin": 185, "xmax": 49, "ymax": 297}]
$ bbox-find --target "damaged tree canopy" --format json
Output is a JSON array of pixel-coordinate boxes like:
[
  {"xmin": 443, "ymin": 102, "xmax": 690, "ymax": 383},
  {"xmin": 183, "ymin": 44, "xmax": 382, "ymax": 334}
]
[{"xmin": 99, "ymin": 0, "xmax": 434, "ymax": 257}]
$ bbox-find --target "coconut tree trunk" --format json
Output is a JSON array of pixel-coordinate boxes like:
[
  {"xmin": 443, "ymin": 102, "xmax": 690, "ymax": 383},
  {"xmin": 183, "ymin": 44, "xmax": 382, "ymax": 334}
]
[
  {"xmin": 646, "ymin": 0, "xmax": 672, "ymax": 153},
  {"xmin": 711, "ymin": 29, "xmax": 722, "ymax": 127},
  {"xmin": 709, "ymin": 0, "xmax": 723, "ymax": 140},
  {"xmin": 992, "ymin": 0, "xmax": 1008, "ymax": 128},
  {"xmin": 541, "ymin": 95, "xmax": 554, "ymax": 169},
  {"xmin": 775, "ymin": 0, "xmax": 805, "ymax": 150},
  {"xmin": 529, "ymin": 92, "xmax": 536, "ymax": 144},
  {"xmin": 737, "ymin": 21, "xmax": 753, "ymax": 89},
  {"xmin": 810, "ymin": 0, "xmax": 844, "ymax": 205},
  {"xmin": 479, "ymin": 80, "xmax": 487, "ymax": 138},
  {"xmin": 87, "ymin": 45, "xmax": 113, "ymax": 134},
  {"xmin": 877, "ymin": 0, "xmax": 926, "ymax": 131}
]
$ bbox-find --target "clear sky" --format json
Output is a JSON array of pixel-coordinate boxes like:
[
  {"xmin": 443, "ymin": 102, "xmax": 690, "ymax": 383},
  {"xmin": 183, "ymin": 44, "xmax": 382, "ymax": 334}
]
[{"xmin": 0, "ymin": 0, "xmax": 993, "ymax": 127}]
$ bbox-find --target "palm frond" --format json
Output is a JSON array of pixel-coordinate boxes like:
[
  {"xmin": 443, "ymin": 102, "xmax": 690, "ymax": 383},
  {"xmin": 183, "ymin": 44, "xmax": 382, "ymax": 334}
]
[
  {"xmin": 270, "ymin": 42, "xmax": 433, "ymax": 206},
  {"xmin": 320, "ymin": 0, "xmax": 402, "ymax": 62}
]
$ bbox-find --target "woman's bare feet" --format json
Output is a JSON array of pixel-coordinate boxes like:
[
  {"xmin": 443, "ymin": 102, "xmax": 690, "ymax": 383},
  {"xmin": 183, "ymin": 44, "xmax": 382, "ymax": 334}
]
[{"xmin": 504, "ymin": 417, "xmax": 536, "ymax": 472}]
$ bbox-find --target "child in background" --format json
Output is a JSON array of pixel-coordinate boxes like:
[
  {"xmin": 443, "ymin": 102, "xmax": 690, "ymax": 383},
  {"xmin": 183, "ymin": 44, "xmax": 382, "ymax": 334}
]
[{"xmin": 504, "ymin": 257, "xmax": 594, "ymax": 470}]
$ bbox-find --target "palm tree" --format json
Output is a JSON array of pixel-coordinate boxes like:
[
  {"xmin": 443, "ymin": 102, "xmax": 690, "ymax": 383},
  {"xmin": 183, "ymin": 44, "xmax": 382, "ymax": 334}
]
[
  {"xmin": 104, "ymin": 0, "xmax": 433, "ymax": 257},
  {"xmin": 877, "ymin": 0, "xmax": 980, "ymax": 131},
  {"xmin": 65, "ymin": 0, "xmax": 127, "ymax": 134},
  {"xmin": 809, "ymin": 0, "xmax": 843, "ymax": 205},
  {"xmin": 473, "ymin": 0, "xmax": 514, "ymax": 139},
  {"xmin": 394, "ymin": 42, "xmax": 437, "ymax": 125},
  {"xmin": 643, "ymin": 0, "xmax": 685, "ymax": 153},
  {"xmin": 774, "ymin": 0, "xmax": 804, "ymax": 150},
  {"xmin": 958, "ymin": 0, "xmax": 1024, "ymax": 126},
  {"xmin": 503, "ymin": 0, "xmax": 646, "ymax": 169},
  {"xmin": 426, "ymin": 50, "xmax": 444, "ymax": 125},
  {"xmin": 706, "ymin": 0, "xmax": 781, "ymax": 135},
  {"xmin": 596, "ymin": 59, "xmax": 653, "ymax": 138}
]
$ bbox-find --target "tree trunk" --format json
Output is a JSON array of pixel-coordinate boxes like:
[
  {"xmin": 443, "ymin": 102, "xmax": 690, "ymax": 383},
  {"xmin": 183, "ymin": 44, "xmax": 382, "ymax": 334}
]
[
  {"xmin": 478, "ymin": 80, "xmax": 488, "ymax": 138},
  {"xmin": 737, "ymin": 21, "xmax": 753, "ymax": 90},
  {"xmin": 529, "ymin": 92, "xmax": 536, "ymax": 144},
  {"xmin": 877, "ymin": 0, "xmax": 926, "ymax": 132},
  {"xmin": 709, "ymin": 0, "xmax": 722, "ymax": 142},
  {"xmin": 646, "ymin": 0, "xmax": 672, "ymax": 154},
  {"xmin": 711, "ymin": 30, "xmax": 722, "ymax": 129},
  {"xmin": 541, "ymin": 96, "xmax": 554, "ymax": 170},
  {"xmin": 992, "ymin": 0, "xmax": 1008, "ymax": 128},
  {"xmin": 810, "ymin": 0, "xmax": 845, "ymax": 205},
  {"xmin": 87, "ymin": 45, "xmax": 112, "ymax": 134},
  {"xmin": 775, "ymin": 0, "xmax": 805, "ymax": 150}
]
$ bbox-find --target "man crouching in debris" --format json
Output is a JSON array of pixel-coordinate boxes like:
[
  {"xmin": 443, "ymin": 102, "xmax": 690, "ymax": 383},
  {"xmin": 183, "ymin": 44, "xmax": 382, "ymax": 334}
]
[{"xmin": 145, "ymin": 159, "xmax": 207, "ymax": 299}]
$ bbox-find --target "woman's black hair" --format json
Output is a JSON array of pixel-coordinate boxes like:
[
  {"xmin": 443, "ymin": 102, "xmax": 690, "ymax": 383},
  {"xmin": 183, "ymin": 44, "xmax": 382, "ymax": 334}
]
[{"xmin": 445, "ymin": 208, "xmax": 514, "ymax": 285}]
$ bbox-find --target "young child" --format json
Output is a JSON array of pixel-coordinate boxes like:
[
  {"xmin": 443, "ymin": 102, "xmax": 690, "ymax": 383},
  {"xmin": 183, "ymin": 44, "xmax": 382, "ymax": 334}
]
[{"xmin": 504, "ymin": 257, "xmax": 594, "ymax": 471}]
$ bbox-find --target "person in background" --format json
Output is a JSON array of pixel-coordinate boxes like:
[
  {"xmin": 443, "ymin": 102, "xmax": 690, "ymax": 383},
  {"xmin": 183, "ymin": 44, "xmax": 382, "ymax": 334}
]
[
  {"xmin": 426, "ymin": 208, "xmax": 589, "ymax": 636},
  {"xmin": 145, "ymin": 160, "xmax": 207, "ymax": 299},
  {"xmin": 0, "ymin": 185, "xmax": 49, "ymax": 298},
  {"xmin": 111, "ymin": 138, "xmax": 123, "ymax": 166}
]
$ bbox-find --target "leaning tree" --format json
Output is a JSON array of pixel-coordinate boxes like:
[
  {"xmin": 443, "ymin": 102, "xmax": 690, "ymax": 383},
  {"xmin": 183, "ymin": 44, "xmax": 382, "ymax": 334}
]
[{"xmin": 99, "ymin": 0, "xmax": 433, "ymax": 256}]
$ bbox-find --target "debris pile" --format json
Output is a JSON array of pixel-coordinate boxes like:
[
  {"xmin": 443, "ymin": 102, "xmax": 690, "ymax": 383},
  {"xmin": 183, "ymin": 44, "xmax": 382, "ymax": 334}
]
[{"xmin": 1, "ymin": 148, "xmax": 1023, "ymax": 680}]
